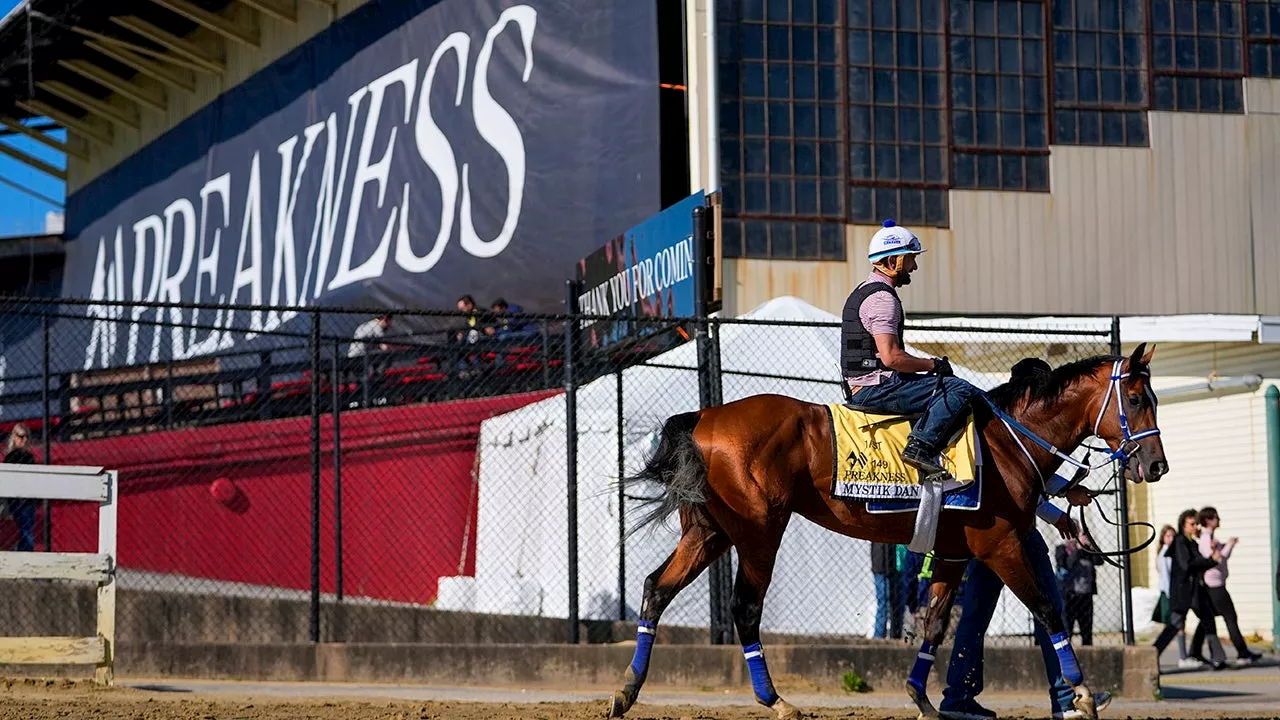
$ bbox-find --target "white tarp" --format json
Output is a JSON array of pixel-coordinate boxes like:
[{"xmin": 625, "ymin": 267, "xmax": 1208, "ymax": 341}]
[{"xmin": 445, "ymin": 296, "xmax": 1056, "ymax": 637}]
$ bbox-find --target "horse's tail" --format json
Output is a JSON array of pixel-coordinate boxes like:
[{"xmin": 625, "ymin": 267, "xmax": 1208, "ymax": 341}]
[{"xmin": 623, "ymin": 411, "xmax": 707, "ymax": 538}]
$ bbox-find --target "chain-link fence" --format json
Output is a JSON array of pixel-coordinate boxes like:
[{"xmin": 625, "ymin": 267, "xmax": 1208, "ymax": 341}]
[{"xmin": 0, "ymin": 295, "xmax": 1134, "ymax": 649}]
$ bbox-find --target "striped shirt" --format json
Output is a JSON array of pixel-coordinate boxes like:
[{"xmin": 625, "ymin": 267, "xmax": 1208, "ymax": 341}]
[{"xmin": 846, "ymin": 271, "xmax": 901, "ymax": 388}]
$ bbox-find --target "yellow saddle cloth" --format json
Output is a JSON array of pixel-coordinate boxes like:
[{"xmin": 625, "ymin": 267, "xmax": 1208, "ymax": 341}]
[{"xmin": 825, "ymin": 404, "xmax": 979, "ymax": 501}]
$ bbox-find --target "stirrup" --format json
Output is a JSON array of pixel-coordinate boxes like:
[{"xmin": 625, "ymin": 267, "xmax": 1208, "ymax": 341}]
[{"xmin": 921, "ymin": 469, "xmax": 953, "ymax": 484}]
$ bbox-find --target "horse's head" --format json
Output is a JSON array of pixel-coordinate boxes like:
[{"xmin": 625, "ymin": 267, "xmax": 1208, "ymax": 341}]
[{"xmin": 1089, "ymin": 343, "xmax": 1167, "ymax": 483}]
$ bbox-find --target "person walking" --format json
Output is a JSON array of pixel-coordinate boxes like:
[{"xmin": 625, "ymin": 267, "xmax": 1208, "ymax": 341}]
[
  {"xmin": 1152, "ymin": 524, "xmax": 1200, "ymax": 668},
  {"xmin": 1153, "ymin": 509, "xmax": 1226, "ymax": 670},
  {"xmin": 1190, "ymin": 507, "xmax": 1262, "ymax": 665}
]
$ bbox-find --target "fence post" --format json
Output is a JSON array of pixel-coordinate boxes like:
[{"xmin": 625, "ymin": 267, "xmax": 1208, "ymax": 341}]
[
  {"xmin": 692, "ymin": 205, "xmax": 734, "ymax": 645},
  {"xmin": 564, "ymin": 279, "xmax": 581, "ymax": 644},
  {"xmin": 616, "ymin": 364, "xmax": 627, "ymax": 621},
  {"xmin": 332, "ymin": 338, "xmax": 344, "ymax": 604},
  {"xmin": 41, "ymin": 313, "xmax": 52, "ymax": 551},
  {"xmin": 1111, "ymin": 316, "xmax": 1135, "ymax": 645},
  {"xmin": 309, "ymin": 311, "xmax": 322, "ymax": 643}
]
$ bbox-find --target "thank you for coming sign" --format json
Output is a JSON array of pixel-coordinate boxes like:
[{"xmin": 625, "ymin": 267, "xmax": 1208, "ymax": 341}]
[
  {"xmin": 51, "ymin": 0, "xmax": 658, "ymax": 374},
  {"xmin": 574, "ymin": 191, "xmax": 706, "ymax": 350}
]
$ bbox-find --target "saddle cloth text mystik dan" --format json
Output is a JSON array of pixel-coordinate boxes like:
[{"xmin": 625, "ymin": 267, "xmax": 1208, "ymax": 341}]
[{"xmin": 825, "ymin": 404, "xmax": 979, "ymax": 501}]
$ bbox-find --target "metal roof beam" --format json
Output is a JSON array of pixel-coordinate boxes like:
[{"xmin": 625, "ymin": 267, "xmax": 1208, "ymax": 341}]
[
  {"xmin": 57, "ymin": 59, "xmax": 168, "ymax": 114},
  {"xmin": 238, "ymin": 0, "xmax": 296, "ymax": 24},
  {"xmin": 0, "ymin": 141, "xmax": 67, "ymax": 181},
  {"xmin": 148, "ymin": 0, "xmax": 260, "ymax": 47},
  {"xmin": 38, "ymin": 82, "xmax": 141, "ymax": 130},
  {"xmin": 0, "ymin": 176, "xmax": 64, "ymax": 210},
  {"xmin": 85, "ymin": 41, "xmax": 197, "ymax": 94},
  {"xmin": 15, "ymin": 100, "xmax": 114, "ymax": 147},
  {"xmin": 71, "ymin": 25, "xmax": 220, "ymax": 74},
  {"xmin": 0, "ymin": 116, "xmax": 88, "ymax": 161},
  {"xmin": 109, "ymin": 16, "xmax": 225, "ymax": 75}
]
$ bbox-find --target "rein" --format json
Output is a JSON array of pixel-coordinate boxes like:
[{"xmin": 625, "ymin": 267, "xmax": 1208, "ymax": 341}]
[{"xmin": 1066, "ymin": 446, "xmax": 1159, "ymax": 569}]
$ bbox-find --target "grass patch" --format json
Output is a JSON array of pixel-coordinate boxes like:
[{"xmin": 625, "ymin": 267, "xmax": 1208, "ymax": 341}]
[{"xmin": 841, "ymin": 670, "xmax": 871, "ymax": 693}]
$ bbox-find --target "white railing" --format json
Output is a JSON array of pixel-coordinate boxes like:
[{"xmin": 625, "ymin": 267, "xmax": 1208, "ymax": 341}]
[{"xmin": 0, "ymin": 464, "xmax": 117, "ymax": 684}]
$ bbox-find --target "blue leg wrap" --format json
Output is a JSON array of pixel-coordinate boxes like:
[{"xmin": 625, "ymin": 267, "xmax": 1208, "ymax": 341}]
[
  {"xmin": 629, "ymin": 621, "xmax": 656, "ymax": 679},
  {"xmin": 1050, "ymin": 632, "xmax": 1084, "ymax": 686},
  {"xmin": 908, "ymin": 641, "xmax": 936, "ymax": 694},
  {"xmin": 743, "ymin": 642, "xmax": 779, "ymax": 706}
]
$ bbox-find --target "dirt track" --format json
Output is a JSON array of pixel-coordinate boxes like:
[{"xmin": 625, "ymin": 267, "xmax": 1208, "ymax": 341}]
[{"xmin": 1, "ymin": 678, "xmax": 1277, "ymax": 720}]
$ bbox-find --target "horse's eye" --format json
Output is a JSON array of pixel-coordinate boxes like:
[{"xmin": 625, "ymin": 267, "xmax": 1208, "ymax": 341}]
[{"xmin": 1127, "ymin": 394, "xmax": 1142, "ymax": 407}]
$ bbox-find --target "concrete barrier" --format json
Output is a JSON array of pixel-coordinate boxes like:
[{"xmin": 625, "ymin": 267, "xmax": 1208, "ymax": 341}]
[{"xmin": 1, "ymin": 642, "xmax": 1159, "ymax": 699}]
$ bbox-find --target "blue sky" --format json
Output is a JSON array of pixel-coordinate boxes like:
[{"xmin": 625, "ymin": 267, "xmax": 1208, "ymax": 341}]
[{"xmin": 0, "ymin": 0, "xmax": 67, "ymax": 239}]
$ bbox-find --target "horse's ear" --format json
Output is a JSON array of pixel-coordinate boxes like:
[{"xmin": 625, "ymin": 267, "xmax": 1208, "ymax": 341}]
[
  {"xmin": 1127, "ymin": 342, "xmax": 1149, "ymax": 371},
  {"xmin": 1141, "ymin": 343, "xmax": 1157, "ymax": 366}
]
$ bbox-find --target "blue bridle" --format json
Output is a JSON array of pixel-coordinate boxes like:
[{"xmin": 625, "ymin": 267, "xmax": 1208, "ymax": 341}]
[{"xmin": 980, "ymin": 360, "xmax": 1161, "ymax": 480}]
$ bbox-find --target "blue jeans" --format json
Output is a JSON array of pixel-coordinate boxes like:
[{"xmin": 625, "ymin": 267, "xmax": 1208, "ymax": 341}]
[
  {"xmin": 940, "ymin": 531, "xmax": 1075, "ymax": 714},
  {"xmin": 851, "ymin": 373, "xmax": 982, "ymax": 450},
  {"xmin": 873, "ymin": 572, "xmax": 903, "ymax": 639},
  {"xmin": 10, "ymin": 499, "xmax": 37, "ymax": 551}
]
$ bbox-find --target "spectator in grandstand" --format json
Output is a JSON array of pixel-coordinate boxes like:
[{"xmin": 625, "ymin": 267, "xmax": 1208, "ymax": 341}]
[
  {"xmin": 1190, "ymin": 507, "xmax": 1262, "ymax": 666},
  {"xmin": 455, "ymin": 295, "xmax": 480, "ymax": 344},
  {"xmin": 485, "ymin": 298, "xmax": 539, "ymax": 342},
  {"xmin": 1055, "ymin": 536, "xmax": 1097, "ymax": 645},
  {"xmin": 3, "ymin": 423, "xmax": 38, "ymax": 552},
  {"xmin": 348, "ymin": 314, "xmax": 391, "ymax": 358},
  {"xmin": 485, "ymin": 298, "xmax": 514, "ymax": 339}
]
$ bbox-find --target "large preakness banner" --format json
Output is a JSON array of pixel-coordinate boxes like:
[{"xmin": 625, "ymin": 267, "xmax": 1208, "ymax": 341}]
[{"xmin": 57, "ymin": 0, "xmax": 658, "ymax": 372}]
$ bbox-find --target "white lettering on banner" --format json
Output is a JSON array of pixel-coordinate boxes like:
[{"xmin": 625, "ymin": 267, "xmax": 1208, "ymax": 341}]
[
  {"xmin": 575, "ymin": 236, "xmax": 696, "ymax": 329},
  {"xmin": 129, "ymin": 215, "xmax": 164, "ymax": 366},
  {"xmin": 190, "ymin": 173, "xmax": 231, "ymax": 356},
  {"xmin": 80, "ymin": 5, "xmax": 541, "ymax": 370},
  {"xmin": 225, "ymin": 152, "xmax": 266, "ymax": 345},
  {"xmin": 329, "ymin": 59, "xmax": 419, "ymax": 290},
  {"xmin": 403, "ymin": 32, "xmax": 469, "ymax": 274},
  {"xmin": 460, "ymin": 5, "xmax": 536, "ymax": 259},
  {"xmin": 161, "ymin": 198, "xmax": 197, "ymax": 360}
]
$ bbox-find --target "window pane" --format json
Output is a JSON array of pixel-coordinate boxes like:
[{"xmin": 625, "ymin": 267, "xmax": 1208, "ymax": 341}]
[
  {"xmin": 976, "ymin": 154, "xmax": 1000, "ymax": 188},
  {"xmin": 874, "ymin": 188, "xmax": 900, "ymax": 222},
  {"xmin": 1001, "ymin": 154, "xmax": 1023, "ymax": 189},
  {"xmin": 795, "ymin": 221, "xmax": 819, "ymax": 258},
  {"xmin": 924, "ymin": 189, "xmax": 949, "ymax": 225},
  {"xmin": 850, "ymin": 186, "xmax": 875, "ymax": 223},
  {"xmin": 899, "ymin": 188, "xmax": 924, "ymax": 224},
  {"xmin": 770, "ymin": 180, "xmax": 794, "ymax": 214}
]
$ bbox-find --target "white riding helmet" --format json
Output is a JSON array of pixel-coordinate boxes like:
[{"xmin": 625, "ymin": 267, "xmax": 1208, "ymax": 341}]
[{"xmin": 867, "ymin": 219, "xmax": 926, "ymax": 262}]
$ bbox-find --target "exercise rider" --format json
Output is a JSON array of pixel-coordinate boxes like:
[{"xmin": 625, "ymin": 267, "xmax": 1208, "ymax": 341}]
[{"xmin": 842, "ymin": 219, "xmax": 982, "ymax": 481}]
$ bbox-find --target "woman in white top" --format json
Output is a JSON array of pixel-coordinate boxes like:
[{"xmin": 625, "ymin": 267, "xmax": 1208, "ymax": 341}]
[{"xmin": 1151, "ymin": 524, "xmax": 1199, "ymax": 668}]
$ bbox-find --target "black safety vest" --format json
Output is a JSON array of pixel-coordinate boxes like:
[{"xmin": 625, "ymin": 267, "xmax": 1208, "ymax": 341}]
[{"xmin": 841, "ymin": 281, "xmax": 904, "ymax": 376}]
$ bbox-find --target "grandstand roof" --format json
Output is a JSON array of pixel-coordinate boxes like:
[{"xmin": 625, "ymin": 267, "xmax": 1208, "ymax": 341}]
[{"xmin": 0, "ymin": 0, "xmax": 237, "ymax": 125}]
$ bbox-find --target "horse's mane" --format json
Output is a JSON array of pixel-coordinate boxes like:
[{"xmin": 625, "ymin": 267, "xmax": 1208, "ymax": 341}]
[{"xmin": 986, "ymin": 354, "xmax": 1122, "ymax": 411}]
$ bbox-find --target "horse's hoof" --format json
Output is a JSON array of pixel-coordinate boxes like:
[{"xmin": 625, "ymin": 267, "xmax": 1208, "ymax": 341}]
[
  {"xmin": 906, "ymin": 681, "xmax": 939, "ymax": 720},
  {"xmin": 605, "ymin": 690, "xmax": 630, "ymax": 718},
  {"xmin": 771, "ymin": 698, "xmax": 803, "ymax": 720},
  {"xmin": 1072, "ymin": 685, "xmax": 1098, "ymax": 720}
]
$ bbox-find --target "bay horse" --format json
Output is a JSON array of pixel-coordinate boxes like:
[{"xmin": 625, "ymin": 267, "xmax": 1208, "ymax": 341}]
[{"xmin": 606, "ymin": 344, "xmax": 1166, "ymax": 720}]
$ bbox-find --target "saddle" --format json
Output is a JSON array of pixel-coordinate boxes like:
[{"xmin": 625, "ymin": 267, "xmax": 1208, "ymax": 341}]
[{"xmin": 825, "ymin": 405, "xmax": 981, "ymax": 553}]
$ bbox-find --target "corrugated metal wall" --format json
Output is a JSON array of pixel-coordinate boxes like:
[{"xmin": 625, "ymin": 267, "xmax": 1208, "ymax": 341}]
[
  {"xmin": 68, "ymin": 0, "xmax": 371, "ymax": 192},
  {"xmin": 1146, "ymin": 385, "xmax": 1276, "ymax": 641},
  {"xmin": 729, "ymin": 78, "xmax": 1280, "ymax": 318},
  {"xmin": 1135, "ymin": 342, "xmax": 1280, "ymax": 642}
]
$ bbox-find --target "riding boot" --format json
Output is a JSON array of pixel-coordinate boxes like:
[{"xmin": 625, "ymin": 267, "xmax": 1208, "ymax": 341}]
[{"xmin": 902, "ymin": 438, "xmax": 948, "ymax": 481}]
